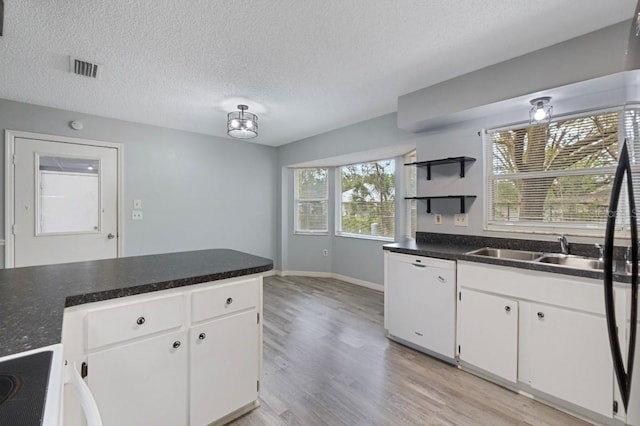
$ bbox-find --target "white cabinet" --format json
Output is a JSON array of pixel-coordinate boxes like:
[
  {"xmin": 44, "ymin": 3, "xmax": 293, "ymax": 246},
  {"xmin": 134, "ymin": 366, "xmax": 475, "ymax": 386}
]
[
  {"xmin": 528, "ymin": 303, "xmax": 613, "ymax": 417},
  {"xmin": 386, "ymin": 252, "xmax": 456, "ymax": 360},
  {"xmin": 457, "ymin": 261, "xmax": 618, "ymax": 421},
  {"xmin": 87, "ymin": 330, "xmax": 188, "ymax": 426},
  {"xmin": 457, "ymin": 289, "xmax": 518, "ymax": 383},
  {"xmin": 628, "ymin": 329, "xmax": 640, "ymax": 425},
  {"xmin": 62, "ymin": 275, "xmax": 263, "ymax": 426},
  {"xmin": 190, "ymin": 310, "xmax": 259, "ymax": 426}
]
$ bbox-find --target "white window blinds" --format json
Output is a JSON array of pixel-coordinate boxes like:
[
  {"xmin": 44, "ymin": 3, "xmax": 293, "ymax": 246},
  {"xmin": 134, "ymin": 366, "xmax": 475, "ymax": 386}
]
[
  {"xmin": 486, "ymin": 109, "xmax": 640, "ymax": 233},
  {"xmin": 294, "ymin": 168, "xmax": 328, "ymax": 233}
]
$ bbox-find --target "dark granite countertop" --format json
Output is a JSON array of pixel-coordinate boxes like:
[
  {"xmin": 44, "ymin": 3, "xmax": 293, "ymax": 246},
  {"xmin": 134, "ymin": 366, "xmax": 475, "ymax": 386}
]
[
  {"xmin": 0, "ymin": 249, "xmax": 273, "ymax": 357},
  {"xmin": 384, "ymin": 233, "xmax": 632, "ymax": 284}
]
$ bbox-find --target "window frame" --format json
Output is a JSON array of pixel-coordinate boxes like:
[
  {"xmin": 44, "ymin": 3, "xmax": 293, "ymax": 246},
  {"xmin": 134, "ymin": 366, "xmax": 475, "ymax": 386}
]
[
  {"xmin": 293, "ymin": 167, "xmax": 329, "ymax": 235},
  {"xmin": 335, "ymin": 158, "xmax": 396, "ymax": 242},
  {"xmin": 483, "ymin": 106, "xmax": 640, "ymax": 236}
]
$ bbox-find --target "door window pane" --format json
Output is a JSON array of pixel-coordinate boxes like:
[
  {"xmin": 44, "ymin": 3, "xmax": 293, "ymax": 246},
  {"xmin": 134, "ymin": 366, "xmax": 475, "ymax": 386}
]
[{"xmin": 38, "ymin": 156, "xmax": 100, "ymax": 234}]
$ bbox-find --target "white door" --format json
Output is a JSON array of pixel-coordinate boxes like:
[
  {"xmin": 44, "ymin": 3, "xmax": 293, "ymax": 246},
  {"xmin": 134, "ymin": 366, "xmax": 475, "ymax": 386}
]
[
  {"xmin": 87, "ymin": 330, "xmax": 189, "ymax": 426},
  {"xmin": 190, "ymin": 310, "xmax": 259, "ymax": 426},
  {"xmin": 457, "ymin": 289, "xmax": 519, "ymax": 383},
  {"xmin": 529, "ymin": 303, "xmax": 613, "ymax": 418},
  {"xmin": 11, "ymin": 137, "xmax": 119, "ymax": 267}
]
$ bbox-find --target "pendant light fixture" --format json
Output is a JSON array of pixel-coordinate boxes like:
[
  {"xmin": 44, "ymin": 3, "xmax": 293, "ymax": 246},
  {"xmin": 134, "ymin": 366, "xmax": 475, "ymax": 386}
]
[
  {"xmin": 227, "ymin": 105, "xmax": 258, "ymax": 139},
  {"xmin": 529, "ymin": 97, "xmax": 553, "ymax": 124}
]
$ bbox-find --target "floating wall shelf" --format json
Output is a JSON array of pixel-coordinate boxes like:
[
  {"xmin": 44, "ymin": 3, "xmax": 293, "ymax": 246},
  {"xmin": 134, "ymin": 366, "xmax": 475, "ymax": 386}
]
[
  {"xmin": 405, "ymin": 156, "xmax": 476, "ymax": 179},
  {"xmin": 405, "ymin": 195, "xmax": 477, "ymax": 214}
]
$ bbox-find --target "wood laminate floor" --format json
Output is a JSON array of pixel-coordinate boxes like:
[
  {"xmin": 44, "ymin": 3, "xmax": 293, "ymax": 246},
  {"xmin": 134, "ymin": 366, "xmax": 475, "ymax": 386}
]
[{"xmin": 231, "ymin": 275, "xmax": 589, "ymax": 426}]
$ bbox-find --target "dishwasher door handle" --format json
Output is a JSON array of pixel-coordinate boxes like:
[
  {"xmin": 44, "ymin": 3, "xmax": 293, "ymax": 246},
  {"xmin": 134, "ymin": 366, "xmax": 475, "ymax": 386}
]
[{"xmin": 411, "ymin": 263, "xmax": 426, "ymax": 268}]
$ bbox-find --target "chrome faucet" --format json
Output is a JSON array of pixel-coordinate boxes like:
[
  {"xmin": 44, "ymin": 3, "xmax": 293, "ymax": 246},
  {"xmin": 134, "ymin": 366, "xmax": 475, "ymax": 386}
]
[
  {"xmin": 558, "ymin": 234, "xmax": 570, "ymax": 255},
  {"xmin": 595, "ymin": 243, "xmax": 604, "ymax": 262}
]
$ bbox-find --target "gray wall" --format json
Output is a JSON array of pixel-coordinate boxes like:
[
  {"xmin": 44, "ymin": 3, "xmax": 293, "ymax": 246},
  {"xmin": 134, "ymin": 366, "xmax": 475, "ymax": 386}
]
[
  {"xmin": 0, "ymin": 99, "xmax": 278, "ymax": 263},
  {"xmin": 278, "ymin": 113, "xmax": 417, "ymax": 283}
]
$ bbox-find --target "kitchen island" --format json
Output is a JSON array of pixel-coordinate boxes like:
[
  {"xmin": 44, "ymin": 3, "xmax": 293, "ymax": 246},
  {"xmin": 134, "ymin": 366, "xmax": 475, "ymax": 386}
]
[{"xmin": 0, "ymin": 248, "xmax": 273, "ymax": 425}]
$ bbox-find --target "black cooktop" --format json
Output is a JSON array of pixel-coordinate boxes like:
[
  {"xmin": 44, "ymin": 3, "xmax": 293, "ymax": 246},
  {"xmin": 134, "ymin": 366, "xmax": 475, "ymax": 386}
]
[{"xmin": 0, "ymin": 351, "xmax": 52, "ymax": 426}]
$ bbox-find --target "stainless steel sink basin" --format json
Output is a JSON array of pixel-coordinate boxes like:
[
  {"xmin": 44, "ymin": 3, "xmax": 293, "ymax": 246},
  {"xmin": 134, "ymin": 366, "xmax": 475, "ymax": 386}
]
[
  {"xmin": 537, "ymin": 254, "xmax": 604, "ymax": 271},
  {"xmin": 466, "ymin": 247, "xmax": 544, "ymax": 261}
]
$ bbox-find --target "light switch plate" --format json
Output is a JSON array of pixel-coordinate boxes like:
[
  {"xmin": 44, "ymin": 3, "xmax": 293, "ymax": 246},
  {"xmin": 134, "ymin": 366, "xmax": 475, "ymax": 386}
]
[
  {"xmin": 454, "ymin": 213, "xmax": 468, "ymax": 226},
  {"xmin": 132, "ymin": 210, "xmax": 143, "ymax": 220},
  {"xmin": 133, "ymin": 199, "xmax": 143, "ymax": 209},
  {"xmin": 434, "ymin": 214, "xmax": 442, "ymax": 225}
]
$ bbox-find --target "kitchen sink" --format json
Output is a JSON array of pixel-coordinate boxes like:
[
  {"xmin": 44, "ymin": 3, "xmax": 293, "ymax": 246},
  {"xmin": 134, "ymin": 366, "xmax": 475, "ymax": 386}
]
[
  {"xmin": 537, "ymin": 254, "xmax": 604, "ymax": 271},
  {"xmin": 466, "ymin": 247, "xmax": 544, "ymax": 261}
]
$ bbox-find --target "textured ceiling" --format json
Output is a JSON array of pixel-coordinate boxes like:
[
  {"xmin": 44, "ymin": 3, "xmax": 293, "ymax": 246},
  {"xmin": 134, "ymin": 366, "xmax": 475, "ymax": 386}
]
[{"xmin": 0, "ymin": 1, "xmax": 636, "ymax": 146}]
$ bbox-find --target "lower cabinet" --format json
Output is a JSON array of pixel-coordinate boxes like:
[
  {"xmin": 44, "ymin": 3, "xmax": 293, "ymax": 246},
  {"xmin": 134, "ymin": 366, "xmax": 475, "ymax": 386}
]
[
  {"xmin": 457, "ymin": 261, "xmax": 617, "ymax": 422},
  {"xmin": 457, "ymin": 289, "xmax": 518, "ymax": 383},
  {"xmin": 625, "ymin": 307, "xmax": 640, "ymax": 426},
  {"xmin": 190, "ymin": 310, "xmax": 259, "ymax": 426},
  {"xmin": 62, "ymin": 275, "xmax": 263, "ymax": 426},
  {"xmin": 88, "ymin": 330, "xmax": 189, "ymax": 426},
  {"xmin": 528, "ymin": 303, "xmax": 613, "ymax": 417}
]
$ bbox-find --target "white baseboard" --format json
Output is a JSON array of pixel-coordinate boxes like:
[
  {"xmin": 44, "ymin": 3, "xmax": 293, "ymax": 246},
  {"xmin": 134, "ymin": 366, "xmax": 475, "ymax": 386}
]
[
  {"xmin": 277, "ymin": 270, "xmax": 383, "ymax": 292},
  {"xmin": 279, "ymin": 270, "xmax": 332, "ymax": 278}
]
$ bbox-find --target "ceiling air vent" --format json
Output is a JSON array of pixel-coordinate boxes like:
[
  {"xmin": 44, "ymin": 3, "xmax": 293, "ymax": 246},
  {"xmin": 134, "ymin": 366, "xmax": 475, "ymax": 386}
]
[{"xmin": 70, "ymin": 57, "xmax": 101, "ymax": 79}]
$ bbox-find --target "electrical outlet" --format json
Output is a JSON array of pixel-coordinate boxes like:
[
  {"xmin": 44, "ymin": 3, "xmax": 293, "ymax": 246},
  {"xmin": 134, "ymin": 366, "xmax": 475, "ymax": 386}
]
[
  {"xmin": 454, "ymin": 213, "xmax": 468, "ymax": 226},
  {"xmin": 132, "ymin": 210, "xmax": 143, "ymax": 220},
  {"xmin": 323, "ymin": 249, "xmax": 328, "ymax": 257},
  {"xmin": 434, "ymin": 214, "xmax": 442, "ymax": 225},
  {"xmin": 133, "ymin": 199, "xmax": 143, "ymax": 209}
]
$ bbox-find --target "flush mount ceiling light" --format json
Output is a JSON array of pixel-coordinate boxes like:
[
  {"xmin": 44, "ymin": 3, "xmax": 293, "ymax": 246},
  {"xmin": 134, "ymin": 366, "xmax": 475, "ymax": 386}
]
[
  {"xmin": 227, "ymin": 104, "xmax": 258, "ymax": 139},
  {"xmin": 529, "ymin": 96, "xmax": 553, "ymax": 124}
]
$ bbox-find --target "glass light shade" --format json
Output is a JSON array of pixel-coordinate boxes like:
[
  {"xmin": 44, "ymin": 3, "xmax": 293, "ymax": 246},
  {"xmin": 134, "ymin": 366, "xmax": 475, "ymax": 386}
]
[
  {"xmin": 227, "ymin": 105, "xmax": 258, "ymax": 139},
  {"xmin": 529, "ymin": 97, "xmax": 552, "ymax": 124}
]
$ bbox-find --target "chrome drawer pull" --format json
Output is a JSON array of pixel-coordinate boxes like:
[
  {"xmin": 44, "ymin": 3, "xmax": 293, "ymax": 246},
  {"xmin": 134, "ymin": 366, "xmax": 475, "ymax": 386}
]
[
  {"xmin": 136, "ymin": 316, "xmax": 145, "ymax": 325},
  {"xmin": 226, "ymin": 297, "xmax": 233, "ymax": 305}
]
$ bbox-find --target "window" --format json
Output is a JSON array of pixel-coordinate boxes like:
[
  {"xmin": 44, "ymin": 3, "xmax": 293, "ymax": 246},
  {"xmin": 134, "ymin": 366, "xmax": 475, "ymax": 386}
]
[
  {"xmin": 294, "ymin": 168, "xmax": 328, "ymax": 233},
  {"xmin": 337, "ymin": 159, "xmax": 395, "ymax": 239},
  {"xmin": 404, "ymin": 150, "xmax": 417, "ymax": 239},
  {"xmin": 486, "ymin": 109, "xmax": 640, "ymax": 233}
]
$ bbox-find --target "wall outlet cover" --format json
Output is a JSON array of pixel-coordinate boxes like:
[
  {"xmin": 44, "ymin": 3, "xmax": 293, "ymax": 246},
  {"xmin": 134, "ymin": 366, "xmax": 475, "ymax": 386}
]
[
  {"xmin": 434, "ymin": 214, "xmax": 442, "ymax": 225},
  {"xmin": 133, "ymin": 199, "xmax": 143, "ymax": 209},
  {"xmin": 323, "ymin": 249, "xmax": 328, "ymax": 257},
  {"xmin": 132, "ymin": 210, "xmax": 143, "ymax": 220},
  {"xmin": 454, "ymin": 213, "xmax": 468, "ymax": 226}
]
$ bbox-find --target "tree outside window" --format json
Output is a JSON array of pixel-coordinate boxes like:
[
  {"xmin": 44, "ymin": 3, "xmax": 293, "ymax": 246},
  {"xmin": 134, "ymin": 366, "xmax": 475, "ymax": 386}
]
[{"xmin": 339, "ymin": 160, "xmax": 395, "ymax": 239}]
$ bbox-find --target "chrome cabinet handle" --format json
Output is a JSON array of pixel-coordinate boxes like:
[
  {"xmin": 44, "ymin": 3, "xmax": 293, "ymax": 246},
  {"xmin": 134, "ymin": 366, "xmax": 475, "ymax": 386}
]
[
  {"xmin": 136, "ymin": 316, "xmax": 145, "ymax": 325},
  {"xmin": 107, "ymin": 233, "xmax": 115, "ymax": 239},
  {"xmin": 173, "ymin": 341, "xmax": 181, "ymax": 349},
  {"xmin": 537, "ymin": 312, "xmax": 545, "ymax": 319},
  {"xmin": 505, "ymin": 306, "xmax": 511, "ymax": 313},
  {"xmin": 198, "ymin": 333, "xmax": 206, "ymax": 340},
  {"xmin": 437, "ymin": 276, "xmax": 446, "ymax": 283},
  {"xmin": 226, "ymin": 297, "xmax": 233, "ymax": 305}
]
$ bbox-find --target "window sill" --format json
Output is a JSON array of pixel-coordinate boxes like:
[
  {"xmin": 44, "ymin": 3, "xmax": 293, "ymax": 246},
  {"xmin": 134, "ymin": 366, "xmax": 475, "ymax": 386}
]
[
  {"xmin": 294, "ymin": 231, "xmax": 329, "ymax": 236},
  {"xmin": 334, "ymin": 233, "xmax": 394, "ymax": 242}
]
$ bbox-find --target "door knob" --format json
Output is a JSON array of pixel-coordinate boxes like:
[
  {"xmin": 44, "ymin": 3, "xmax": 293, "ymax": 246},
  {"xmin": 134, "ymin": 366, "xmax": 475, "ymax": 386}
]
[{"xmin": 107, "ymin": 233, "xmax": 115, "ymax": 239}]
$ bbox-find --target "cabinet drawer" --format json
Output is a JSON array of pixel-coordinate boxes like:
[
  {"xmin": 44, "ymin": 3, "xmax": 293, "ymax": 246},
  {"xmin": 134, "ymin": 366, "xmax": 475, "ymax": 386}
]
[
  {"xmin": 86, "ymin": 294, "xmax": 185, "ymax": 350},
  {"xmin": 191, "ymin": 278, "xmax": 259, "ymax": 323}
]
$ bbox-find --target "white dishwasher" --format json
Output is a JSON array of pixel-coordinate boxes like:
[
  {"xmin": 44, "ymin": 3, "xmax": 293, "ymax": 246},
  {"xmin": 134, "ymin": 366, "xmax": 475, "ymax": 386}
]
[{"xmin": 385, "ymin": 251, "xmax": 456, "ymax": 363}]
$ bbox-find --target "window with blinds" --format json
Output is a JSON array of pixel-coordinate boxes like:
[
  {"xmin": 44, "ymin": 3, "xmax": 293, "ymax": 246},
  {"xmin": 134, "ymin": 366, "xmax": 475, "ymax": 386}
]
[
  {"xmin": 404, "ymin": 150, "xmax": 417, "ymax": 239},
  {"xmin": 486, "ymin": 109, "xmax": 640, "ymax": 233},
  {"xmin": 294, "ymin": 168, "xmax": 328, "ymax": 233},
  {"xmin": 337, "ymin": 159, "xmax": 395, "ymax": 239}
]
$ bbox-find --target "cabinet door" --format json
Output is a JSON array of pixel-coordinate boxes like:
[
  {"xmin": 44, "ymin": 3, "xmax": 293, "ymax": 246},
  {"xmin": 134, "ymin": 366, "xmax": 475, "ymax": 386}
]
[
  {"xmin": 87, "ymin": 330, "xmax": 188, "ymax": 426},
  {"xmin": 387, "ymin": 255, "xmax": 456, "ymax": 358},
  {"xmin": 628, "ymin": 319, "xmax": 640, "ymax": 425},
  {"xmin": 529, "ymin": 304, "xmax": 613, "ymax": 417},
  {"xmin": 190, "ymin": 310, "xmax": 259, "ymax": 426},
  {"xmin": 458, "ymin": 289, "xmax": 518, "ymax": 382}
]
